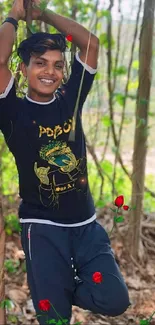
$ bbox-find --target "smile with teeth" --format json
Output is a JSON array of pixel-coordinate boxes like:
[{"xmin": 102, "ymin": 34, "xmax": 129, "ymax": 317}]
[{"xmin": 40, "ymin": 78, "xmax": 55, "ymax": 85}]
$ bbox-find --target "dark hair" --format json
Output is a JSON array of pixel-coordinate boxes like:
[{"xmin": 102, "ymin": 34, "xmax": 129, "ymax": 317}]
[{"xmin": 17, "ymin": 32, "xmax": 68, "ymax": 66}]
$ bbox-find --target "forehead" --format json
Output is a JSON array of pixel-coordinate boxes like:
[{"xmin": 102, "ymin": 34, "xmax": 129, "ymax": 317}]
[{"xmin": 31, "ymin": 49, "xmax": 65, "ymax": 62}]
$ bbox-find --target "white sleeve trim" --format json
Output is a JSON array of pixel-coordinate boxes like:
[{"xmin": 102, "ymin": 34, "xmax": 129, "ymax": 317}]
[
  {"xmin": 75, "ymin": 52, "xmax": 97, "ymax": 74},
  {"xmin": 0, "ymin": 75, "xmax": 15, "ymax": 99}
]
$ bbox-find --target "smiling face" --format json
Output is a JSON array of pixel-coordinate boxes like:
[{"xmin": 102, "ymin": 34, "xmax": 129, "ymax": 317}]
[{"xmin": 20, "ymin": 49, "xmax": 65, "ymax": 103}]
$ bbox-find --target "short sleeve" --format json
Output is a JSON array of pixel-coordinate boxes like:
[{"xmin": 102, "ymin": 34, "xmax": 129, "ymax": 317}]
[
  {"xmin": 0, "ymin": 75, "xmax": 18, "ymax": 130},
  {"xmin": 57, "ymin": 52, "xmax": 97, "ymax": 113}
]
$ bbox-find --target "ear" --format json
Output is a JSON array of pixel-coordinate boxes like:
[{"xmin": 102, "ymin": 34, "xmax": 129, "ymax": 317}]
[{"xmin": 20, "ymin": 62, "xmax": 27, "ymax": 78}]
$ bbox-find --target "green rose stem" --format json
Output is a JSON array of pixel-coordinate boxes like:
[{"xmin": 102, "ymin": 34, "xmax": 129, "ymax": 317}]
[
  {"xmin": 109, "ymin": 207, "xmax": 119, "ymax": 237},
  {"xmin": 49, "ymin": 303, "xmax": 67, "ymax": 324}
]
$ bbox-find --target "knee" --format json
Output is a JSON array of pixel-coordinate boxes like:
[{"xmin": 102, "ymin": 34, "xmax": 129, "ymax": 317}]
[
  {"xmin": 106, "ymin": 291, "xmax": 131, "ymax": 316},
  {"xmin": 92, "ymin": 280, "xmax": 131, "ymax": 317}
]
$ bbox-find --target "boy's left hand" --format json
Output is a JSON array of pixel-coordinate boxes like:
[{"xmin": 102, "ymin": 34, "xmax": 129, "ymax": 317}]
[{"xmin": 31, "ymin": 0, "xmax": 48, "ymax": 20}]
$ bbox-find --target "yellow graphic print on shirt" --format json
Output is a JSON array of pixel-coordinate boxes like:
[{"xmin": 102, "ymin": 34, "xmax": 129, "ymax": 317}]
[{"xmin": 34, "ymin": 140, "xmax": 87, "ymax": 208}]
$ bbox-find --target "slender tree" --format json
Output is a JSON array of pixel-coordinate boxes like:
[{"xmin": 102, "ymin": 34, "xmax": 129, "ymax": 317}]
[
  {"xmin": 0, "ymin": 140, "xmax": 6, "ymax": 325},
  {"xmin": 0, "ymin": 1, "xmax": 31, "ymax": 323},
  {"xmin": 128, "ymin": 0, "xmax": 155, "ymax": 258}
]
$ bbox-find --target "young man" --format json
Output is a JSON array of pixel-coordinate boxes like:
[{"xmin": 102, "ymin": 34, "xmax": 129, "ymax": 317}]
[{"xmin": 0, "ymin": 0, "xmax": 130, "ymax": 324}]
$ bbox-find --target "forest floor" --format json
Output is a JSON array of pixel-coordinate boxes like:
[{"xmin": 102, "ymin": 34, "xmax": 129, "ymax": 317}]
[{"xmin": 3, "ymin": 198, "xmax": 155, "ymax": 325}]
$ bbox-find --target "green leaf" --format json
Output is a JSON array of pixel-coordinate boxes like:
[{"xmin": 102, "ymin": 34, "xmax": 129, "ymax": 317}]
[
  {"xmin": 7, "ymin": 315, "xmax": 18, "ymax": 323},
  {"xmin": 96, "ymin": 200, "xmax": 104, "ymax": 208},
  {"xmin": 102, "ymin": 9, "xmax": 111, "ymax": 19},
  {"xmin": 5, "ymin": 227, "xmax": 12, "ymax": 235},
  {"xmin": 114, "ymin": 216, "xmax": 124, "ymax": 223},
  {"xmin": 128, "ymin": 80, "xmax": 139, "ymax": 91},
  {"xmin": 102, "ymin": 116, "xmax": 113, "ymax": 127},
  {"xmin": 99, "ymin": 33, "xmax": 115, "ymax": 49},
  {"xmin": 115, "ymin": 93, "xmax": 126, "ymax": 106},
  {"xmin": 148, "ymin": 111, "xmax": 155, "ymax": 117},
  {"xmin": 38, "ymin": 0, "xmax": 47, "ymax": 10},
  {"xmin": 132, "ymin": 60, "xmax": 139, "ymax": 70},
  {"xmin": 97, "ymin": 9, "xmax": 111, "ymax": 20},
  {"xmin": 4, "ymin": 213, "xmax": 21, "ymax": 234},
  {"xmin": 139, "ymin": 320, "xmax": 149, "ymax": 325},
  {"xmin": 47, "ymin": 319, "xmax": 56, "ymax": 324},
  {"xmin": 113, "ymin": 66, "xmax": 127, "ymax": 76},
  {"xmin": 56, "ymin": 320, "xmax": 63, "ymax": 325},
  {"xmin": 101, "ymin": 160, "xmax": 113, "ymax": 173},
  {"xmin": 95, "ymin": 72, "xmax": 102, "ymax": 81},
  {"xmin": 4, "ymin": 259, "xmax": 20, "ymax": 274},
  {"xmin": 0, "ymin": 299, "xmax": 12, "ymax": 309}
]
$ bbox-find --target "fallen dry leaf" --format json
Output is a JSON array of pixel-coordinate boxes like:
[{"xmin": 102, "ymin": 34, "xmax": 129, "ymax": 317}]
[{"xmin": 8, "ymin": 289, "xmax": 27, "ymax": 304}]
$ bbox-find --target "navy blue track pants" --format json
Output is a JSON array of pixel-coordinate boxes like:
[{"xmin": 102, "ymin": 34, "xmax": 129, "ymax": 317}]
[{"xmin": 21, "ymin": 220, "xmax": 130, "ymax": 325}]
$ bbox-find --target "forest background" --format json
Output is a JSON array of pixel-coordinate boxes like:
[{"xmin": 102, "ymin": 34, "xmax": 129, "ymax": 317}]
[{"xmin": 0, "ymin": 0, "xmax": 155, "ymax": 324}]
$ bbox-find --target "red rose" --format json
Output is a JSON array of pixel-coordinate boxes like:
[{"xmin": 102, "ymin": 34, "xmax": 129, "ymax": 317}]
[
  {"xmin": 115, "ymin": 195, "xmax": 124, "ymax": 207},
  {"xmin": 38, "ymin": 299, "xmax": 50, "ymax": 312},
  {"xmin": 66, "ymin": 34, "xmax": 73, "ymax": 42},
  {"xmin": 92, "ymin": 272, "xmax": 103, "ymax": 283},
  {"xmin": 123, "ymin": 205, "xmax": 129, "ymax": 211}
]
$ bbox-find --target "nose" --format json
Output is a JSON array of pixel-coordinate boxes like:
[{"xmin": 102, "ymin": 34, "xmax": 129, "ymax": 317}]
[{"xmin": 44, "ymin": 65, "xmax": 55, "ymax": 75}]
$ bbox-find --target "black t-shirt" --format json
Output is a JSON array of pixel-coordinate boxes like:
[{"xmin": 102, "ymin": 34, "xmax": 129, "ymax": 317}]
[{"xmin": 0, "ymin": 53, "xmax": 97, "ymax": 224}]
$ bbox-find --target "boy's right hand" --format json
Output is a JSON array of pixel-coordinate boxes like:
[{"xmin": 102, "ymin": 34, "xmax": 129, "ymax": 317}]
[
  {"xmin": 10, "ymin": 0, "xmax": 28, "ymax": 21},
  {"xmin": 9, "ymin": 0, "xmax": 45, "ymax": 22}
]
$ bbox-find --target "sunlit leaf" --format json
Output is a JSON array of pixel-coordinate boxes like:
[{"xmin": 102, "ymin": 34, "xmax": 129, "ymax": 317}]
[
  {"xmin": 101, "ymin": 160, "xmax": 113, "ymax": 174},
  {"xmin": 95, "ymin": 72, "xmax": 102, "ymax": 81},
  {"xmin": 128, "ymin": 80, "xmax": 139, "ymax": 90},
  {"xmin": 5, "ymin": 227, "xmax": 12, "ymax": 235},
  {"xmin": 102, "ymin": 116, "xmax": 113, "ymax": 127},
  {"xmin": 132, "ymin": 60, "xmax": 139, "ymax": 70}
]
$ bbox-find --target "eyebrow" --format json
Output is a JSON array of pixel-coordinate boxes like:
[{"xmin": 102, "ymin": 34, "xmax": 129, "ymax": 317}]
[{"xmin": 35, "ymin": 57, "xmax": 64, "ymax": 64}]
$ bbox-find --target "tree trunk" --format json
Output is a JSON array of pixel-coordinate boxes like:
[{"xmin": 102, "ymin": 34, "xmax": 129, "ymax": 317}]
[
  {"xmin": 0, "ymin": 147, "xmax": 6, "ymax": 324},
  {"xmin": 128, "ymin": 0, "xmax": 155, "ymax": 259},
  {"xmin": 0, "ymin": 226, "xmax": 6, "ymax": 325}
]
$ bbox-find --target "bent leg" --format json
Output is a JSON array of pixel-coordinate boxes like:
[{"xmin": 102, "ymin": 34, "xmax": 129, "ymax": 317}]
[{"xmin": 72, "ymin": 221, "xmax": 131, "ymax": 317}]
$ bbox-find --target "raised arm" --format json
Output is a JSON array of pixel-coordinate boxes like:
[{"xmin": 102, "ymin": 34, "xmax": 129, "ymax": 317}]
[
  {"xmin": 0, "ymin": 0, "xmax": 27, "ymax": 94},
  {"xmin": 33, "ymin": 1, "xmax": 99, "ymax": 69}
]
